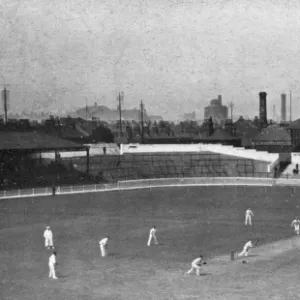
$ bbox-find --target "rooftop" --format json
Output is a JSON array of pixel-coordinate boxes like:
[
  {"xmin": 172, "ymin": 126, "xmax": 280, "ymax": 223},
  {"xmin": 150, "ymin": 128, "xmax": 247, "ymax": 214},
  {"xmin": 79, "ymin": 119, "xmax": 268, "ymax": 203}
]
[
  {"xmin": 253, "ymin": 125, "xmax": 291, "ymax": 142},
  {"xmin": 0, "ymin": 131, "xmax": 88, "ymax": 151}
]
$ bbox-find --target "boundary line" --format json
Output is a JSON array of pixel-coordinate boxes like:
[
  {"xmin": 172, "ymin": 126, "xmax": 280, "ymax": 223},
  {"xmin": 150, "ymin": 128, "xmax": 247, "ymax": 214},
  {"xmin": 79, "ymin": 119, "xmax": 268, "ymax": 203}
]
[{"xmin": 0, "ymin": 177, "xmax": 299, "ymax": 200}]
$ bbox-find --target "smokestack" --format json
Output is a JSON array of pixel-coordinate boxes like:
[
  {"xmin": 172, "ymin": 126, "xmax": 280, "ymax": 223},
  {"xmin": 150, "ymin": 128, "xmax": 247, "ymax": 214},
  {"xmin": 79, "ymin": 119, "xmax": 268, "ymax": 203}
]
[
  {"xmin": 218, "ymin": 95, "xmax": 222, "ymax": 105},
  {"xmin": 259, "ymin": 92, "xmax": 267, "ymax": 127},
  {"xmin": 281, "ymin": 94, "xmax": 286, "ymax": 122}
]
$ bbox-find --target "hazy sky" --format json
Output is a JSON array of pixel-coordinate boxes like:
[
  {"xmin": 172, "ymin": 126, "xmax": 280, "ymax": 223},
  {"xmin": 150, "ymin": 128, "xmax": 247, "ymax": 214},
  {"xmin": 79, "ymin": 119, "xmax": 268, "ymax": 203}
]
[{"xmin": 1, "ymin": 0, "xmax": 300, "ymax": 120}]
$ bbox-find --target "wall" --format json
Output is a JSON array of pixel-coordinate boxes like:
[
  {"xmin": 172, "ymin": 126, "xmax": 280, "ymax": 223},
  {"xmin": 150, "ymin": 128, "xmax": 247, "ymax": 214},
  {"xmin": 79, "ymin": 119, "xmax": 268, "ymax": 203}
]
[
  {"xmin": 279, "ymin": 153, "xmax": 291, "ymax": 164},
  {"xmin": 59, "ymin": 152, "xmax": 271, "ymax": 182},
  {"xmin": 291, "ymin": 153, "xmax": 300, "ymax": 165}
]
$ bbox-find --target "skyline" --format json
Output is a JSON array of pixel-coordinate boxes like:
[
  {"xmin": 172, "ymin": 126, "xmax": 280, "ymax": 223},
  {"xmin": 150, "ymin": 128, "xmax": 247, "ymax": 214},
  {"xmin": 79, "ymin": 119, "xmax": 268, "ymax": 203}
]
[{"xmin": 1, "ymin": 0, "xmax": 300, "ymax": 120}]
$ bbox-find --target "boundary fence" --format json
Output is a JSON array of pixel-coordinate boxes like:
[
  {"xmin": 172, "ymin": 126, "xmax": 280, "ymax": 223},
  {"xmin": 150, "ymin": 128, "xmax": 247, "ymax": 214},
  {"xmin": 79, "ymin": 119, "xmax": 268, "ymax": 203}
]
[{"xmin": 0, "ymin": 177, "xmax": 300, "ymax": 200}]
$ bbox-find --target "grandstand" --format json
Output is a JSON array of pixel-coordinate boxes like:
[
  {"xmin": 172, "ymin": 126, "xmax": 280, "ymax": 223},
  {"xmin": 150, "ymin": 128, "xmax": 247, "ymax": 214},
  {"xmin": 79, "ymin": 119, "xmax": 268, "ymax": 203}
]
[
  {"xmin": 30, "ymin": 143, "xmax": 120, "ymax": 159},
  {"xmin": 0, "ymin": 131, "xmax": 92, "ymax": 189},
  {"xmin": 61, "ymin": 143, "xmax": 279, "ymax": 182}
]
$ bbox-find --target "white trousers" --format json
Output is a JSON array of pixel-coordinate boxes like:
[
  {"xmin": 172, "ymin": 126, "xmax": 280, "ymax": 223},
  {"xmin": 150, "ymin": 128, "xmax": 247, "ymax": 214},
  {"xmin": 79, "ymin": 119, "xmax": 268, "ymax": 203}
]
[
  {"xmin": 186, "ymin": 264, "xmax": 201, "ymax": 276},
  {"xmin": 100, "ymin": 245, "xmax": 107, "ymax": 257},
  {"xmin": 295, "ymin": 226, "xmax": 300, "ymax": 235},
  {"xmin": 45, "ymin": 238, "xmax": 53, "ymax": 247},
  {"xmin": 49, "ymin": 264, "xmax": 57, "ymax": 279},
  {"xmin": 147, "ymin": 235, "xmax": 158, "ymax": 246},
  {"xmin": 245, "ymin": 215, "xmax": 252, "ymax": 225},
  {"xmin": 238, "ymin": 248, "xmax": 250, "ymax": 257}
]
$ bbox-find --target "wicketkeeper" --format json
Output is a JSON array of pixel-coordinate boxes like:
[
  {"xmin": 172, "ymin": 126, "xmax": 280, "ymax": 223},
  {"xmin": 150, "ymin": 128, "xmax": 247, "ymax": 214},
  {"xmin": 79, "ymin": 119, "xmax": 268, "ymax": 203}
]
[{"xmin": 185, "ymin": 255, "xmax": 206, "ymax": 276}]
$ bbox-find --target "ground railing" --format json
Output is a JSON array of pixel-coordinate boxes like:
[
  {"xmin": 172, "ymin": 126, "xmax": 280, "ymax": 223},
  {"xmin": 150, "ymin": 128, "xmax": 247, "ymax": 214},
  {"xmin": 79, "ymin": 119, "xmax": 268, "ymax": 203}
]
[{"xmin": 0, "ymin": 177, "xmax": 300, "ymax": 200}]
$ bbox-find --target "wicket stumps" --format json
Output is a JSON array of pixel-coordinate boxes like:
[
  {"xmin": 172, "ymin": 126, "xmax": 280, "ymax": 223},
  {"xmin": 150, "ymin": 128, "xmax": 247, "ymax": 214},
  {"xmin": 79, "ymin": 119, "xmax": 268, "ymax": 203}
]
[{"xmin": 231, "ymin": 251, "xmax": 236, "ymax": 261}]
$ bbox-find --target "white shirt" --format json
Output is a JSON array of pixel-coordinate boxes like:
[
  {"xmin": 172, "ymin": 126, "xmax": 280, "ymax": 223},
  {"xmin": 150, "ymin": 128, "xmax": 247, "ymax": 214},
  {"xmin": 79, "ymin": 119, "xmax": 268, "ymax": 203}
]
[
  {"xmin": 244, "ymin": 241, "xmax": 253, "ymax": 250},
  {"xmin": 192, "ymin": 257, "xmax": 203, "ymax": 266},
  {"xmin": 44, "ymin": 229, "xmax": 53, "ymax": 239},
  {"xmin": 99, "ymin": 238, "xmax": 108, "ymax": 246},
  {"xmin": 149, "ymin": 228, "xmax": 156, "ymax": 236},
  {"xmin": 291, "ymin": 220, "xmax": 300, "ymax": 227},
  {"xmin": 245, "ymin": 209, "xmax": 253, "ymax": 217},
  {"xmin": 49, "ymin": 254, "xmax": 56, "ymax": 266}
]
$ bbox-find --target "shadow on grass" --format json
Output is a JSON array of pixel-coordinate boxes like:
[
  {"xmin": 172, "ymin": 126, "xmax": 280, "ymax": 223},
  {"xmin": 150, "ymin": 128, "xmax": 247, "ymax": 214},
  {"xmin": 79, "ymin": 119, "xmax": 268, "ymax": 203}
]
[
  {"xmin": 200, "ymin": 273, "xmax": 212, "ymax": 276},
  {"xmin": 56, "ymin": 273, "xmax": 69, "ymax": 279}
]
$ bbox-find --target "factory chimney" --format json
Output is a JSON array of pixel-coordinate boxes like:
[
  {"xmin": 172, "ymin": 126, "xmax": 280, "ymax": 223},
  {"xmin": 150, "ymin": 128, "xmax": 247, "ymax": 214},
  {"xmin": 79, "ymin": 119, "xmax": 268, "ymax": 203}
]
[
  {"xmin": 281, "ymin": 94, "xmax": 286, "ymax": 122},
  {"xmin": 259, "ymin": 92, "xmax": 267, "ymax": 127}
]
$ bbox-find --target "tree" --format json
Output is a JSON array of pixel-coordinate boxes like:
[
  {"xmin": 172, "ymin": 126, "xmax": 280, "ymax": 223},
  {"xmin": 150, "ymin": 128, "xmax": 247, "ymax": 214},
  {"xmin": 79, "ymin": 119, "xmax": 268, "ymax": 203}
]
[
  {"xmin": 126, "ymin": 125, "xmax": 133, "ymax": 140},
  {"xmin": 253, "ymin": 116, "xmax": 260, "ymax": 127},
  {"xmin": 158, "ymin": 120, "xmax": 166, "ymax": 129},
  {"xmin": 91, "ymin": 125, "xmax": 114, "ymax": 143}
]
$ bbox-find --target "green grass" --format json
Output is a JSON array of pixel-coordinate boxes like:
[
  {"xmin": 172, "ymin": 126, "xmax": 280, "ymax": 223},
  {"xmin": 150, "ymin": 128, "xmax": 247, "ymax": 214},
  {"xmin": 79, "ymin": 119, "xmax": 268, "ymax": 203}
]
[{"xmin": 0, "ymin": 186, "xmax": 300, "ymax": 300}]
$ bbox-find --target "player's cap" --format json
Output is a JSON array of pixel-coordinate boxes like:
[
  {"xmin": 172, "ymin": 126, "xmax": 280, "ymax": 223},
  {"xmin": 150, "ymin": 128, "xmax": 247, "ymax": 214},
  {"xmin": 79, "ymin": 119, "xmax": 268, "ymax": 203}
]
[
  {"xmin": 53, "ymin": 251, "xmax": 57, "ymax": 255},
  {"xmin": 200, "ymin": 254, "xmax": 203, "ymax": 258},
  {"xmin": 46, "ymin": 226, "xmax": 50, "ymax": 229}
]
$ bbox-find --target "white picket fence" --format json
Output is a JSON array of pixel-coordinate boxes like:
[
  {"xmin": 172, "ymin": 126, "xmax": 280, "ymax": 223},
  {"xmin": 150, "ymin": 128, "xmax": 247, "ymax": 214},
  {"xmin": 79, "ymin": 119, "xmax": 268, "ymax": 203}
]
[{"xmin": 0, "ymin": 177, "xmax": 299, "ymax": 200}]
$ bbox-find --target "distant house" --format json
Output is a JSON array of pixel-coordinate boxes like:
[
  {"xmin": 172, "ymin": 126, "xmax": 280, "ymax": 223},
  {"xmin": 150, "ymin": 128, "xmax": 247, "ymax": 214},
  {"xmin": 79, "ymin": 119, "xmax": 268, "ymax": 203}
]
[
  {"xmin": 290, "ymin": 118, "xmax": 300, "ymax": 149},
  {"xmin": 181, "ymin": 111, "xmax": 196, "ymax": 121},
  {"xmin": 204, "ymin": 128, "xmax": 242, "ymax": 147},
  {"xmin": 148, "ymin": 115, "xmax": 163, "ymax": 122},
  {"xmin": 204, "ymin": 95, "xmax": 228, "ymax": 123},
  {"xmin": 71, "ymin": 104, "xmax": 149, "ymax": 123},
  {"xmin": 253, "ymin": 125, "xmax": 292, "ymax": 153},
  {"xmin": 233, "ymin": 118, "xmax": 260, "ymax": 147}
]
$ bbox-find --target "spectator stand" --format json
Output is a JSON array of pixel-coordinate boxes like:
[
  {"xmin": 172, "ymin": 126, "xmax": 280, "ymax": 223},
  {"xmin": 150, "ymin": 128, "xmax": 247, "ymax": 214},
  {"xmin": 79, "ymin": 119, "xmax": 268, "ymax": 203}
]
[{"xmin": 0, "ymin": 131, "xmax": 90, "ymax": 190}]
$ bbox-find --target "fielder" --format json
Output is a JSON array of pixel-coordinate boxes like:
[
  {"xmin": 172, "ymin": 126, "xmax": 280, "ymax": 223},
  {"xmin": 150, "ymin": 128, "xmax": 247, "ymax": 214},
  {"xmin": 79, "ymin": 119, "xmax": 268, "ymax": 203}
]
[
  {"xmin": 43, "ymin": 226, "xmax": 53, "ymax": 249},
  {"xmin": 185, "ymin": 255, "xmax": 205, "ymax": 276},
  {"xmin": 291, "ymin": 217, "xmax": 300, "ymax": 235},
  {"xmin": 147, "ymin": 226, "xmax": 158, "ymax": 246},
  {"xmin": 99, "ymin": 236, "xmax": 109, "ymax": 257},
  {"xmin": 48, "ymin": 251, "xmax": 58, "ymax": 279},
  {"xmin": 237, "ymin": 240, "xmax": 257, "ymax": 257},
  {"xmin": 245, "ymin": 209, "xmax": 254, "ymax": 226}
]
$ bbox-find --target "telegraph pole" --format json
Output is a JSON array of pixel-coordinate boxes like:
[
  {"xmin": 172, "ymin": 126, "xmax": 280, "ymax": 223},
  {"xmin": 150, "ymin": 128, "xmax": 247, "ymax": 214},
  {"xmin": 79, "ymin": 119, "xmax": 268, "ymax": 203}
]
[
  {"xmin": 117, "ymin": 92, "xmax": 124, "ymax": 136},
  {"xmin": 1, "ymin": 85, "xmax": 10, "ymax": 125},
  {"xmin": 140, "ymin": 100, "xmax": 144, "ymax": 143},
  {"xmin": 229, "ymin": 102, "xmax": 234, "ymax": 121},
  {"xmin": 85, "ymin": 98, "xmax": 88, "ymax": 121},
  {"xmin": 290, "ymin": 90, "xmax": 292, "ymax": 122}
]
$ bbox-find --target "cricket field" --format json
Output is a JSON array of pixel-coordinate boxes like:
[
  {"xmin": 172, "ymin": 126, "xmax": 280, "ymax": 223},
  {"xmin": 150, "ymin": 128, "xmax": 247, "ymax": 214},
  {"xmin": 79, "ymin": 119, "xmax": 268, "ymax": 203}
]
[{"xmin": 0, "ymin": 185, "xmax": 299, "ymax": 300}]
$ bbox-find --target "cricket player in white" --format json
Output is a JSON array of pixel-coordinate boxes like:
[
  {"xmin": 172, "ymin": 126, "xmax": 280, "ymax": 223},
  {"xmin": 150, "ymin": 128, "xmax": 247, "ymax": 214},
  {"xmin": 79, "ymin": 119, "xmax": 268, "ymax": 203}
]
[
  {"xmin": 147, "ymin": 226, "xmax": 158, "ymax": 246},
  {"xmin": 48, "ymin": 251, "xmax": 58, "ymax": 279},
  {"xmin": 245, "ymin": 209, "xmax": 254, "ymax": 226},
  {"xmin": 43, "ymin": 226, "xmax": 53, "ymax": 248},
  {"xmin": 185, "ymin": 256, "xmax": 204, "ymax": 276},
  {"xmin": 291, "ymin": 217, "xmax": 300, "ymax": 235},
  {"xmin": 99, "ymin": 236, "xmax": 109, "ymax": 257},
  {"xmin": 237, "ymin": 240, "xmax": 253, "ymax": 257}
]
